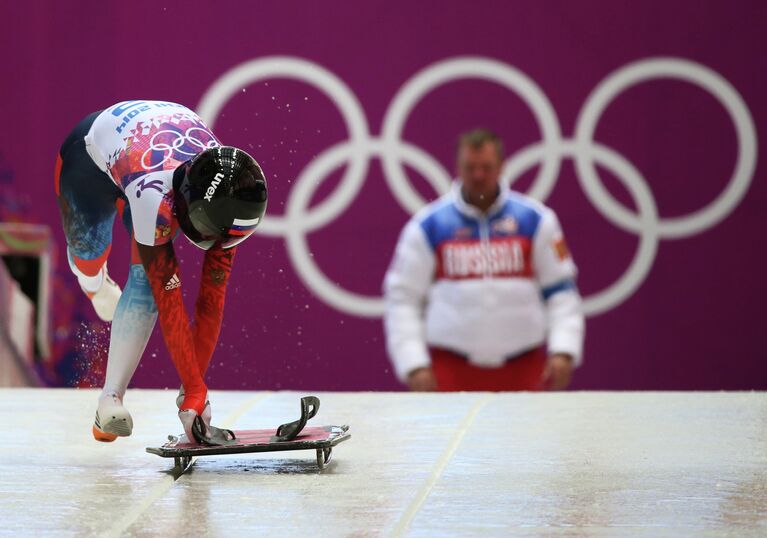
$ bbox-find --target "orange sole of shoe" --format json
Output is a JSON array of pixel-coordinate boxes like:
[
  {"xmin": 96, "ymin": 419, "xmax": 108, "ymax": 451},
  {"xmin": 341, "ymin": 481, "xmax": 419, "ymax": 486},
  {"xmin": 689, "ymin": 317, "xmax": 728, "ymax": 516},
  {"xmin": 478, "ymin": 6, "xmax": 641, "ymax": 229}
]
[{"xmin": 92, "ymin": 425, "xmax": 118, "ymax": 442}]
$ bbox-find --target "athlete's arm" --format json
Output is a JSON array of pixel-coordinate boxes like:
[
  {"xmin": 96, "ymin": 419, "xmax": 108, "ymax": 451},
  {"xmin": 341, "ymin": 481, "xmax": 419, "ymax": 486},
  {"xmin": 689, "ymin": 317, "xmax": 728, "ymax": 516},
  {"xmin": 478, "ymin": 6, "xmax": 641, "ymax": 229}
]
[
  {"xmin": 136, "ymin": 241, "xmax": 207, "ymax": 415},
  {"xmin": 192, "ymin": 245, "xmax": 237, "ymax": 377}
]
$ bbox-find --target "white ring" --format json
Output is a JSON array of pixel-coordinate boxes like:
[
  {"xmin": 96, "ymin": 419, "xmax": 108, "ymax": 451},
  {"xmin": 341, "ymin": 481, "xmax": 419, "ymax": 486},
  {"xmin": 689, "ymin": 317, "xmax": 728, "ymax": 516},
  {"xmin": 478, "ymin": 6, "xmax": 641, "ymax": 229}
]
[
  {"xmin": 503, "ymin": 141, "xmax": 659, "ymax": 316},
  {"xmin": 198, "ymin": 56, "xmax": 371, "ymax": 236},
  {"xmin": 575, "ymin": 57, "xmax": 758, "ymax": 239},
  {"xmin": 381, "ymin": 56, "xmax": 563, "ymax": 213},
  {"xmin": 284, "ymin": 140, "xmax": 450, "ymax": 317}
]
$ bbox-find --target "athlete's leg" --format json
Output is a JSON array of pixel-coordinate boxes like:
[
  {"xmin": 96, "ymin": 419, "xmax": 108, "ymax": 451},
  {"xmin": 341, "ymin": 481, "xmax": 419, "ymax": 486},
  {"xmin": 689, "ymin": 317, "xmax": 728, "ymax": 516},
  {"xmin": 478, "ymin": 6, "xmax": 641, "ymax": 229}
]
[
  {"xmin": 102, "ymin": 264, "xmax": 158, "ymax": 398},
  {"xmin": 94, "ymin": 261, "xmax": 158, "ymax": 441},
  {"xmin": 55, "ymin": 111, "xmax": 122, "ymax": 321},
  {"xmin": 55, "ymin": 112, "xmax": 139, "ymax": 441},
  {"xmin": 94, "ymin": 204, "xmax": 160, "ymax": 441}
]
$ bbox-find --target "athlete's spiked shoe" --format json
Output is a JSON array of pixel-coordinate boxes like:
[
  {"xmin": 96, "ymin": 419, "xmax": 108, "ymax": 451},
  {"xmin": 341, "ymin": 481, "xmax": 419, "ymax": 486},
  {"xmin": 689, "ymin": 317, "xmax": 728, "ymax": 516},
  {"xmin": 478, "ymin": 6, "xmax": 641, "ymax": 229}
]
[{"xmin": 92, "ymin": 393, "xmax": 133, "ymax": 442}]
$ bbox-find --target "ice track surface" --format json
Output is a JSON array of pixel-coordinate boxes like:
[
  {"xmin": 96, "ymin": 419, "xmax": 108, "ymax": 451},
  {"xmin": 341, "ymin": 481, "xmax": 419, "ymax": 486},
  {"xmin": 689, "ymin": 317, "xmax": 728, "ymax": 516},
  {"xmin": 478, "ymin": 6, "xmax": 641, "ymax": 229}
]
[{"xmin": 0, "ymin": 389, "xmax": 765, "ymax": 537}]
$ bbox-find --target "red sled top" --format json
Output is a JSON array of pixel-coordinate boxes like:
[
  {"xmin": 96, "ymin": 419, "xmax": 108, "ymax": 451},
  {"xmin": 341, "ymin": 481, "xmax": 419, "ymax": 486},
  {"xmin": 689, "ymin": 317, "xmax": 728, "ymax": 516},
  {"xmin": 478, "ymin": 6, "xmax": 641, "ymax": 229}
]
[
  {"xmin": 147, "ymin": 425, "xmax": 350, "ymax": 458},
  {"xmin": 175, "ymin": 426, "xmax": 336, "ymax": 448}
]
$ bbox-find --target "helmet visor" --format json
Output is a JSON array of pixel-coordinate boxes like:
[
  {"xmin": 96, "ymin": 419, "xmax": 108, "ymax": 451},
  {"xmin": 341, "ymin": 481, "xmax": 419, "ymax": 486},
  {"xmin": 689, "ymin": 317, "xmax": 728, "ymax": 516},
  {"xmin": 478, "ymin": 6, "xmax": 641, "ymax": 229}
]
[
  {"xmin": 186, "ymin": 206, "xmax": 224, "ymax": 250},
  {"xmin": 189, "ymin": 207, "xmax": 260, "ymax": 250},
  {"xmin": 186, "ymin": 236, "xmax": 217, "ymax": 251}
]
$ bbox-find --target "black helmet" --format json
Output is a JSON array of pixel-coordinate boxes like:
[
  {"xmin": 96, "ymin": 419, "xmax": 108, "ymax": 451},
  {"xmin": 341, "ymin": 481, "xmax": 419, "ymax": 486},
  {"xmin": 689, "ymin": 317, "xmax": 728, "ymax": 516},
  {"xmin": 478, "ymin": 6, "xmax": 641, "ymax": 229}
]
[{"xmin": 173, "ymin": 146, "xmax": 267, "ymax": 250}]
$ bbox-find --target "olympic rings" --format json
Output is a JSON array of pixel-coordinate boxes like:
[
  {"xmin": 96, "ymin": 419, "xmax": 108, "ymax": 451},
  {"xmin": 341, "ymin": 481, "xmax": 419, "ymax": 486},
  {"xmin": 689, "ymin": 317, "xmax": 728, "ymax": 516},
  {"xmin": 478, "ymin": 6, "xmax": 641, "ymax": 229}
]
[
  {"xmin": 141, "ymin": 127, "xmax": 218, "ymax": 170},
  {"xmin": 198, "ymin": 55, "xmax": 757, "ymax": 318}
]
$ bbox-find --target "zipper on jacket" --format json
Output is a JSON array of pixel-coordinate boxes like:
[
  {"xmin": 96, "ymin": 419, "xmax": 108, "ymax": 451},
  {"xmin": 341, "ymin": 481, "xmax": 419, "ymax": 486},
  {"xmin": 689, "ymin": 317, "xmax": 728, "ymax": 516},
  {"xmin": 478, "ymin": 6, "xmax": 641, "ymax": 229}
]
[{"xmin": 478, "ymin": 215, "xmax": 491, "ymax": 279}]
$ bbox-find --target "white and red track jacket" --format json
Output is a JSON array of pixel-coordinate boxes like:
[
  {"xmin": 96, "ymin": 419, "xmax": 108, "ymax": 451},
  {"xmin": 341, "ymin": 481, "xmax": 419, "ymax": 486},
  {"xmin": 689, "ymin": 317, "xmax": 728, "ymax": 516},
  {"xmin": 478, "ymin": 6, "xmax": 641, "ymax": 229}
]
[{"xmin": 383, "ymin": 183, "xmax": 585, "ymax": 382}]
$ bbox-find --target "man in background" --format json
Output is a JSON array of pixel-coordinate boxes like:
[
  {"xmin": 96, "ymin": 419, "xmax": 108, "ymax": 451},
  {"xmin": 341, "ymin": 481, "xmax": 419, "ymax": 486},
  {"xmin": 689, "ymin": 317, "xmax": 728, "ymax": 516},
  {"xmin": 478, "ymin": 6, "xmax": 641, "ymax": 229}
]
[{"xmin": 383, "ymin": 129, "xmax": 584, "ymax": 391}]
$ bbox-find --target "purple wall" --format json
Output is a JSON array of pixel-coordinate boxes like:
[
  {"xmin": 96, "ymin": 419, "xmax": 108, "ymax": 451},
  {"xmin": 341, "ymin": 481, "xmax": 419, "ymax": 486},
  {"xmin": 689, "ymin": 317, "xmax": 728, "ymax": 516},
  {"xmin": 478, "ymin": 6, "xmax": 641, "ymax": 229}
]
[{"xmin": 2, "ymin": 1, "xmax": 765, "ymax": 390}]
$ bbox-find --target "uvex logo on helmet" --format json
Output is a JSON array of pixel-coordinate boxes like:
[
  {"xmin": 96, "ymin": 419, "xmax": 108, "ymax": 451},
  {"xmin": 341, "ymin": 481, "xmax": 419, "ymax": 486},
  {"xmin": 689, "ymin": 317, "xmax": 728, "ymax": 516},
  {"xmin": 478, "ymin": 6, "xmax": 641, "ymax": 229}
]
[{"xmin": 204, "ymin": 172, "xmax": 225, "ymax": 202}]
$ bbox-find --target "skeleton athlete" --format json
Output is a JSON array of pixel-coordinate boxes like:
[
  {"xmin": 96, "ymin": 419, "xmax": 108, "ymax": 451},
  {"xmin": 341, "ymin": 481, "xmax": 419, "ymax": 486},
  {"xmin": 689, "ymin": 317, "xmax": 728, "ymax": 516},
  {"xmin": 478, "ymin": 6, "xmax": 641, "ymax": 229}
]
[{"xmin": 55, "ymin": 100, "xmax": 267, "ymax": 443}]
